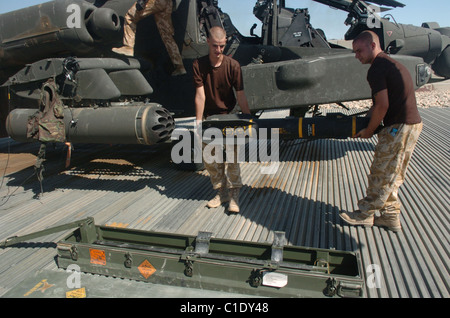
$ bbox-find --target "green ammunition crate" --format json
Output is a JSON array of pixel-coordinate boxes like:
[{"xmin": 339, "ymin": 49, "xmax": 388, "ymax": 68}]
[{"xmin": 55, "ymin": 218, "xmax": 365, "ymax": 297}]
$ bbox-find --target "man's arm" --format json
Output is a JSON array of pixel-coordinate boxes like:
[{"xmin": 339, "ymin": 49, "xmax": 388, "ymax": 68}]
[
  {"xmin": 195, "ymin": 86, "xmax": 206, "ymax": 121},
  {"xmin": 236, "ymin": 90, "xmax": 251, "ymax": 114},
  {"xmin": 354, "ymin": 89, "xmax": 389, "ymax": 138}
]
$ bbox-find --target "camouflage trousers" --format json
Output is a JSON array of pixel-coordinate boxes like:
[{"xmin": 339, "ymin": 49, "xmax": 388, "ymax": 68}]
[
  {"xmin": 203, "ymin": 143, "xmax": 243, "ymax": 190},
  {"xmin": 124, "ymin": 0, "xmax": 184, "ymax": 67},
  {"xmin": 358, "ymin": 122, "xmax": 423, "ymax": 215}
]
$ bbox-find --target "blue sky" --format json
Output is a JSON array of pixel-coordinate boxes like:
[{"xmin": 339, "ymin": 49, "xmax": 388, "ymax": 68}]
[{"xmin": 0, "ymin": 0, "xmax": 448, "ymax": 39}]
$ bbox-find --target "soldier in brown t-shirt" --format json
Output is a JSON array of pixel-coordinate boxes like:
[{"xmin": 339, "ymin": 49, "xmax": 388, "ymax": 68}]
[
  {"xmin": 340, "ymin": 30, "xmax": 423, "ymax": 232},
  {"xmin": 193, "ymin": 26, "xmax": 251, "ymax": 213}
]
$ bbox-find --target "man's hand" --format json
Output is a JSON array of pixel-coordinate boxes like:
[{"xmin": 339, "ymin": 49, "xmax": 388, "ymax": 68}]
[
  {"xmin": 354, "ymin": 128, "xmax": 374, "ymax": 139},
  {"xmin": 354, "ymin": 89, "xmax": 388, "ymax": 139}
]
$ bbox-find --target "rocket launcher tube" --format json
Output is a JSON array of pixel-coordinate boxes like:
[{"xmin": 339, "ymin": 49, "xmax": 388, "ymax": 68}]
[{"xmin": 6, "ymin": 104, "xmax": 174, "ymax": 145}]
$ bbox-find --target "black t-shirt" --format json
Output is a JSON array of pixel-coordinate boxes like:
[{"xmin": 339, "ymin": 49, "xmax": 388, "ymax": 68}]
[{"xmin": 367, "ymin": 52, "xmax": 421, "ymax": 126}]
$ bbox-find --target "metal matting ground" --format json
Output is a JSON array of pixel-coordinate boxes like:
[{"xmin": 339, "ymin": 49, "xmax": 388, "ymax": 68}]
[{"xmin": 0, "ymin": 107, "xmax": 448, "ymax": 298}]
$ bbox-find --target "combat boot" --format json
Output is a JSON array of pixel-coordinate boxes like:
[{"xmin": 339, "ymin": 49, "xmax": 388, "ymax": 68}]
[
  {"xmin": 207, "ymin": 187, "xmax": 229, "ymax": 208},
  {"xmin": 339, "ymin": 210, "xmax": 374, "ymax": 228},
  {"xmin": 374, "ymin": 212, "xmax": 402, "ymax": 232},
  {"xmin": 228, "ymin": 188, "xmax": 240, "ymax": 213}
]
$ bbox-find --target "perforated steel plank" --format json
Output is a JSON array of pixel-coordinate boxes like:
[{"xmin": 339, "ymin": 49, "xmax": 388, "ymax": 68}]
[{"xmin": 0, "ymin": 108, "xmax": 448, "ymax": 298}]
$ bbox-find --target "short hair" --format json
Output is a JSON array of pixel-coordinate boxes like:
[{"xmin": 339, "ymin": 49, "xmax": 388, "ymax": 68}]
[
  {"xmin": 208, "ymin": 26, "xmax": 227, "ymax": 40},
  {"xmin": 353, "ymin": 30, "xmax": 380, "ymax": 47}
]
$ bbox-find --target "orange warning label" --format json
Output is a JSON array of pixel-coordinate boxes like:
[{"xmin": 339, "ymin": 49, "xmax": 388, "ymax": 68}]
[
  {"xmin": 89, "ymin": 249, "xmax": 106, "ymax": 265},
  {"xmin": 138, "ymin": 259, "xmax": 156, "ymax": 279}
]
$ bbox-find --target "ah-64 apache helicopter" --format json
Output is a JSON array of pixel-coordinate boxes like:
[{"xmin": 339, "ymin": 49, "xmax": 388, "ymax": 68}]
[{"xmin": 0, "ymin": 0, "xmax": 448, "ymax": 147}]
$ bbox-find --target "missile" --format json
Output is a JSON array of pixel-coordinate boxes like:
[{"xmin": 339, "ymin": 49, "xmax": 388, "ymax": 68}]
[{"xmin": 202, "ymin": 113, "xmax": 373, "ymax": 140}]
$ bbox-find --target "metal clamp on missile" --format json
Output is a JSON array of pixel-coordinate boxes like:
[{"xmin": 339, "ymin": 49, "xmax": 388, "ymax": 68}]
[{"xmin": 201, "ymin": 113, "xmax": 257, "ymax": 143}]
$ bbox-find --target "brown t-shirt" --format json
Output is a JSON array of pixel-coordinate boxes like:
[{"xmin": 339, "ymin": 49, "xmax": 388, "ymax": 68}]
[
  {"xmin": 367, "ymin": 52, "xmax": 421, "ymax": 127},
  {"xmin": 193, "ymin": 55, "xmax": 244, "ymax": 117}
]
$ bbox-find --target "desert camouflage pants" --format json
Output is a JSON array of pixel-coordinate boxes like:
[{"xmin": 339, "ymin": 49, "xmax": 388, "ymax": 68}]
[
  {"xmin": 124, "ymin": 0, "xmax": 183, "ymax": 67},
  {"xmin": 203, "ymin": 143, "xmax": 243, "ymax": 190},
  {"xmin": 358, "ymin": 122, "xmax": 423, "ymax": 215}
]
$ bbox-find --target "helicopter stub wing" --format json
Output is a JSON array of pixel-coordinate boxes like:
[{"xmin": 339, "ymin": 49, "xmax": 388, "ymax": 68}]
[{"xmin": 312, "ymin": 0, "xmax": 405, "ymax": 13}]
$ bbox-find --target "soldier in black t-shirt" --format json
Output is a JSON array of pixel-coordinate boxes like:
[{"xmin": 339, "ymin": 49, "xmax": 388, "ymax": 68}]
[{"xmin": 340, "ymin": 31, "xmax": 423, "ymax": 232}]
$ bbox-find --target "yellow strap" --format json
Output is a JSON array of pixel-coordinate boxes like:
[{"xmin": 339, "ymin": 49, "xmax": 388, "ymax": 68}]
[
  {"xmin": 352, "ymin": 117, "xmax": 356, "ymax": 137},
  {"xmin": 298, "ymin": 117, "xmax": 303, "ymax": 138}
]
